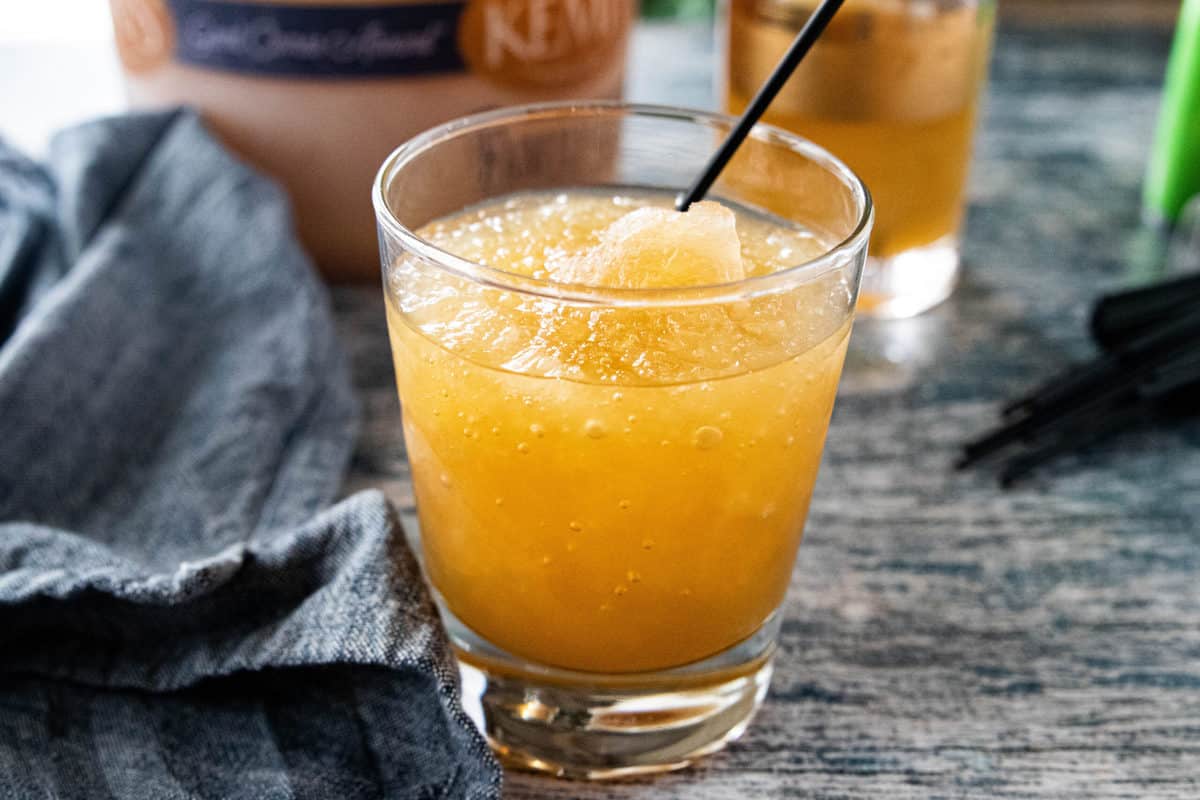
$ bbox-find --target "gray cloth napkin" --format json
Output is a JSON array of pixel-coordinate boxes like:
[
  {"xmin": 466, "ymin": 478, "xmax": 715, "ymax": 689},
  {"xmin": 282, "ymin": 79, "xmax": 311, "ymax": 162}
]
[{"xmin": 0, "ymin": 110, "xmax": 501, "ymax": 799}]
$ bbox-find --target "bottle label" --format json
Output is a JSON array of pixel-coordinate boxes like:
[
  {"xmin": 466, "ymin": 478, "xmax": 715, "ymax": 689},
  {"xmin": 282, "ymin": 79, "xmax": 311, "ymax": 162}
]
[
  {"xmin": 112, "ymin": 0, "xmax": 632, "ymax": 81},
  {"xmin": 167, "ymin": 0, "xmax": 464, "ymax": 76}
]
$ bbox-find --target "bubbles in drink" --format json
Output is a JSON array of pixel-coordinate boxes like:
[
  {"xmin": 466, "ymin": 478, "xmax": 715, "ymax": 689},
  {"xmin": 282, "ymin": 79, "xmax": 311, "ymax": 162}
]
[
  {"xmin": 693, "ymin": 426, "xmax": 724, "ymax": 450},
  {"xmin": 397, "ymin": 190, "xmax": 842, "ymax": 388},
  {"xmin": 584, "ymin": 419, "xmax": 607, "ymax": 439}
]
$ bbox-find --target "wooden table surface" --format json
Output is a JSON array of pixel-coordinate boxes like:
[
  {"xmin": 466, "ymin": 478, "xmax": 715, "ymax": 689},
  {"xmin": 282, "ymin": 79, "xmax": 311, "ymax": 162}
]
[
  {"xmin": 336, "ymin": 18, "xmax": 1200, "ymax": 800},
  {"xmin": 1001, "ymin": 0, "xmax": 1179, "ymax": 27}
]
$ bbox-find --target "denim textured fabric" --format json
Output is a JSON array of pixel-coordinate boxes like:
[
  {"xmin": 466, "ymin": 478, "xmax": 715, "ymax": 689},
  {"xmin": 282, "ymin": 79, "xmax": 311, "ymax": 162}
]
[{"xmin": 0, "ymin": 110, "xmax": 501, "ymax": 800}]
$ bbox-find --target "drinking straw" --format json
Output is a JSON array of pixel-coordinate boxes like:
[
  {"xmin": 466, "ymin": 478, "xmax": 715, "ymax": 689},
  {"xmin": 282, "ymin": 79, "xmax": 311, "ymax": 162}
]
[
  {"xmin": 1089, "ymin": 272, "xmax": 1200, "ymax": 351},
  {"xmin": 958, "ymin": 305, "xmax": 1200, "ymax": 471},
  {"xmin": 676, "ymin": 0, "xmax": 846, "ymax": 211},
  {"xmin": 996, "ymin": 403, "xmax": 1149, "ymax": 488},
  {"xmin": 991, "ymin": 306, "xmax": 1200, "ymax": 429}
]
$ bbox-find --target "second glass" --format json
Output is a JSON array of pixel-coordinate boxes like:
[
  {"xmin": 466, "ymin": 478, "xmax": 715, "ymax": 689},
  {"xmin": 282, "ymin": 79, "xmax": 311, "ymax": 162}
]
[
  {"xmin": 375, "ymin": 103, "xmax": 871, "ymax": 778},
  {"xmin": 726, "ymin": 0, "xmax": 995, "ymax": 317}
]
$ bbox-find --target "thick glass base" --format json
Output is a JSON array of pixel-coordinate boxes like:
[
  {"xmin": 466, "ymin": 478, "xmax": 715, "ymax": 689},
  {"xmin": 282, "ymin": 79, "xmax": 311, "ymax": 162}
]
[
  {"xmin": 444, "ymin": 604, "xmax": 778, "ymax": 779},
  {"xmin": 856, "ymin": 234, "xmax": 961, "ymax": 319}
]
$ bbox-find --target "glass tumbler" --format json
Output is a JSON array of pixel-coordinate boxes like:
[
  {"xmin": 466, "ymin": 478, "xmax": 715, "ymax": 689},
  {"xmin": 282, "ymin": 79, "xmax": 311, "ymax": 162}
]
[
  {"xmin": 374, "ymin": 102, "xmax": 871, "ymax": 778},
  {"xmin": 726, "ymin": 0, "xmax": 995, "ymax": 317}
]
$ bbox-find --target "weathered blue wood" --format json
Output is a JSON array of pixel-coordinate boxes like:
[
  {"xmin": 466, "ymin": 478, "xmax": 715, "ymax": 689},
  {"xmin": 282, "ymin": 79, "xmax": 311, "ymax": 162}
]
[{"xmin": 335, "ymin": 20, "xmax": 1200, "ymax": 799}]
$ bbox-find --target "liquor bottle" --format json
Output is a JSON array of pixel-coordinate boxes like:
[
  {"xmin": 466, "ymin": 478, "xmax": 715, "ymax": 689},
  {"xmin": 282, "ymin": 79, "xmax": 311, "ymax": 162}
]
[{"xmin": 109, "ymin": 0, "xmax": 636, "ymax": 280}]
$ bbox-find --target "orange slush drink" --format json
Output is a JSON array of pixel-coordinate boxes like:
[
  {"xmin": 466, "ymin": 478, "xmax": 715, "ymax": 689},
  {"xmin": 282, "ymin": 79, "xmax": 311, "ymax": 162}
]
[
  {"xmin": 726, "ymin": 0, "xmax": 994, "ymax": 259},
  {"xmin": 385, "ymin": 192, "xmax": 852, "ymax": 674}
]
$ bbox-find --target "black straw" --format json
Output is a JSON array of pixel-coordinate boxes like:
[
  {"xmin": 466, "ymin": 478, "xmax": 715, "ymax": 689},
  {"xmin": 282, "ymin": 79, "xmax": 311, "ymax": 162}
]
[
  {"xmin": 958, "ymin": 302, "xmax": 1200, "ymax": 481},
  {"xmin": 676, "ymin": 0, "xmax": 846, "ymax": 212},
  {"xmin": 1090, "ymin": 271, "xmax": 1200, "ymax": 352},
  {"xmin": 958, "ymin": 307, "xmax": 1200, "ymax": 469},
  {"xmin": 997, "ymin": 401, "xmax": 1148, "ymax": 488}
]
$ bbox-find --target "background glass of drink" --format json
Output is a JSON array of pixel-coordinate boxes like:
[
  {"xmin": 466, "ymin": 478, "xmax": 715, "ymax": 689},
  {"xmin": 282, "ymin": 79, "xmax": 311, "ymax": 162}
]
[
  {"xmin": 727, "ymin": 0, "xmax": 996, "ymax": 317},
  {"xmin": 374, "ymin": 103, "xmax": 871, "ymax": 778}
]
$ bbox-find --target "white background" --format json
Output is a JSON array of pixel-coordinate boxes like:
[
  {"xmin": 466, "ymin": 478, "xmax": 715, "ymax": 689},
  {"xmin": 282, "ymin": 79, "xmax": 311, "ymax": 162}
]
[{"xmin": 2, "ymin": 1, "xmax": 128, "ymax": 154}]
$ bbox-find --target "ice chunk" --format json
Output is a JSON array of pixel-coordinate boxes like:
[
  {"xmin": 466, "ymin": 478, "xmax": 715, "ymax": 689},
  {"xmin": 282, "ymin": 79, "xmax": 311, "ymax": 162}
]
[{"xmin": 555, "ymin": 201, "xmax": 745, "ymax": 289}]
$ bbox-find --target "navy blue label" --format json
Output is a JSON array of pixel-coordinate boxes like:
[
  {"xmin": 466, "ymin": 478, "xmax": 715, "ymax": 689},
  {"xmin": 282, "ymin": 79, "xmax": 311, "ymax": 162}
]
[{"xmin": 166, "ymin": 0, "xmax": 467, "ymax": 77}]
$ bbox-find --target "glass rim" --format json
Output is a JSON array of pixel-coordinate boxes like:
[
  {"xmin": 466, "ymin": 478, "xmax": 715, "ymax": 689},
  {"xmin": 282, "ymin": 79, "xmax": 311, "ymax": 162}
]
[{"xmin": 372, "ymin": 100, "xmax": 873, "ymax": 306}]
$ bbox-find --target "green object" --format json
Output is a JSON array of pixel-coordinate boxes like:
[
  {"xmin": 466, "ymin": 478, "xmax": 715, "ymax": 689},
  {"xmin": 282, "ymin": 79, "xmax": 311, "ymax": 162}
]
[
  {"xmin": 640, "ymin": 0, "xmax": 714, "ymax": 20},
  {"xmin": 1144, "ymin": 0, "xmax": 1200, "ymax": 227}
]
